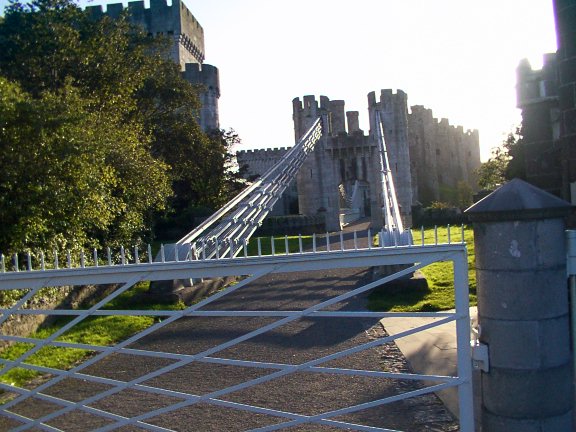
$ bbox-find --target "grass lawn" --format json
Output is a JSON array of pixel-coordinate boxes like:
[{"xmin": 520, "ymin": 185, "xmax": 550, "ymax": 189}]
[
  {"xmin": 0, "ymin": 226, "xmax": 474, "ymax": 388},
  {"xmin": 367, "ymin": 225, "xmax": 476, "ymax": 312},
  {"xmin": 0, "ymin": 282, "xmax": 184, "ymax": 388},
  {"xmin": 0, "ymin": 236, "xmax": 315, "ymax": 389},
  {"xmin": 246, "ymin": 234, "xmax": 313, "ymax": 256}
]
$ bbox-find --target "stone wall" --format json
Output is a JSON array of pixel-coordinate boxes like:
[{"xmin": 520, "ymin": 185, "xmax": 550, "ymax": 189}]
[
  {"xmin": 409, "ymin": 106, "xmax": 481, "ymax": 204},
  {"xmin": 514, "ymin": 0, "xmax": 576, "ymax": 203},
  {"xmin": 87, "ymin": 0, "xmax": 220, "ymax": 131},
  {"xmin": 236, "ymin": 147, "xmax": 298, "ymax": 216},
  {"xmin": 555, "ymin": 0, "xmax": 576, "ymax": 202},
  {"xmin": 516, "ymin": 54, "xmax": 561, "ymax": 197},
  {"xmin": 238, "ymin": 90, "xmax": 481, "ymax": 230}
]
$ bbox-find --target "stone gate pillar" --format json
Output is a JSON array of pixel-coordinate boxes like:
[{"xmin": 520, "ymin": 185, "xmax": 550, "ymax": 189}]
[{"xmin": 465, "ymin": 179, "xmax": 573, "ymax": 431}]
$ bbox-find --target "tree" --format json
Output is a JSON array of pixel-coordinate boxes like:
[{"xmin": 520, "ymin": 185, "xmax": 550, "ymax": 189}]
[
  {"xmin": 476, "ymin": 147, "xmax": 510, "ymax": 190},
  {"xmin": 0, "ymin": 0, "xmax": 229, "ymax": 254},
  {"xmin": 503, "ymin": 127, "xmax": 526, "ymax": 180},
  {"xmin": 476, "ymin": 127, "xmax": 524, "ymax": 190},
  {"xmin": 0, "ymin": 77, "xmax": 170, "ymax": 254}
]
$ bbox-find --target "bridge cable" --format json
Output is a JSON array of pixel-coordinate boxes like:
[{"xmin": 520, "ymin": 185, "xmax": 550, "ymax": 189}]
[{"xmin": 163, "ymin": 117, "xmax": 324, "ymax": 261}]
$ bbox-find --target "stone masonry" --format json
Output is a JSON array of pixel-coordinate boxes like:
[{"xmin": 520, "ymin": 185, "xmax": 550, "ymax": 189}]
[
  {"xmin": 515, "ymin": 0, "xmax": 576, "ymax": 204},
  {"xmin": 86, "ymin": 0, "xmax": 220, "ymax": 132},
  {"xmin": 237, "ymin": 90, "xmax": 481, "ymax": 230},
  {"xmin": 516, "ymin": 54, "xmax": 561, "ymax": 196},
  {"xmin": 409, "ymin": 105, "xmax": 480, "ymax": 205}
]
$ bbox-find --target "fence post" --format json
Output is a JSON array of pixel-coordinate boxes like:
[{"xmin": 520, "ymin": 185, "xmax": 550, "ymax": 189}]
[{"xmin": 465, "ymin": 179, "xmax": 573, "ymax": 431}]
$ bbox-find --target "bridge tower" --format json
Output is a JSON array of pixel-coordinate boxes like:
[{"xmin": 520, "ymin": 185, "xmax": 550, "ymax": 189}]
[
  {"xmin": 368, "ymin": 90, "xmax": 413, "ymax": 228},
  {"xmin": 292, "ymin": 96, "xmax": 341, "ymax": 231},
  {"xmin": 292, "ymin": 91, "xmax": 414, "ymax": 231}
]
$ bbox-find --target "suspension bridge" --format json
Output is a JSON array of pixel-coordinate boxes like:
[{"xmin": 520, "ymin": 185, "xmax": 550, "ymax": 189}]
[
  {"xmin": 165, "ymin": 111, "xmax": 412, "ymax": 263},
  {"xmin": 0, "ymin": 112, "xmax": 474, "ymax": 431}
]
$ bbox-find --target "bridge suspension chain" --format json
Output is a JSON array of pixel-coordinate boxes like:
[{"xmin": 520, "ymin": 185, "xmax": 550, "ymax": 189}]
[{"xmin": 167, "ymin": 118, "xmax": 323, "ymax": 261}]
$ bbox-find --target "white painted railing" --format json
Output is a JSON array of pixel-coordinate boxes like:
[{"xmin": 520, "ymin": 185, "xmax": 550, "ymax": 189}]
[{"xmin": 0, "ymin": 227, "xmax": 474, "ymax": 431}]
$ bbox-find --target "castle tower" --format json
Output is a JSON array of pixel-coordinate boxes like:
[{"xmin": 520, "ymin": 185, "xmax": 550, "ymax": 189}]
[
  {"xmin": 292, "ymin": 94, "xmax": 395, "ymax": 231},
  {"xmin": 368, "ymin": 90, "xmax": 414, "ymax": 226},
  {"xmin": 516, "ymin": 55, "xmax": 561, "ymax": 196},
  {"xmin": 86, "ymin": 0, "xmax": 205, "ymax": 70},
  {"xmin": 86, "ymin": 0, "xmax": 220, "ymax": 131},
  {"xmin": 553, "ymin": 0, "xmax": 576, "ymax": 201},
  {"xmin": 292, "ymin": 96, "xmax": 341, "ymax": 230},
  {"xmin": 183, "ymin": 63, "xmax": 220, "ymax": 130}
]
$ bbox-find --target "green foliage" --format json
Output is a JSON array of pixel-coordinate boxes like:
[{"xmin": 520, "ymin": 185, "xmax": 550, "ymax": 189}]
[
  {"xmin": 454, "ymin": 180, "xmax": 473, "ymax": 208},
  {"xmin": 428, "ymin": 201, "xmax": 451, "ymax": 210},
  {"xmin": 476, "ymin": 127, "xmax": 524, "ymax": 190},
  {"xmin": 476, "ymin": 147, "xmax": 510, "ymax": 190},
  {"xmin": 367, "ymin": 226, "xmax": 476, "ymax": 312},
  {"xmin": 503, "ymin": 127, "xmax": 526, "ymax": 180},
  {"xmin": 0, "ymin": 0, "xmax": 234, "ymax": 254},
  {"xmin": 0, "ymin": 77, "xmax": 170, "ymax": 253},
  {"xmin": 0, "ymin": 281, "xmax": 184, "ymax": 388},
  {"xmin": 203, "ymin": 129, "xmax": 248, "ymax": 208},
  {"xmin": 163, "ymin": 128, "xmax": 245, "ymax": 212},
  {"xmin": 435, "ymin": 180, "xmax": 473, "ymax": 209}
]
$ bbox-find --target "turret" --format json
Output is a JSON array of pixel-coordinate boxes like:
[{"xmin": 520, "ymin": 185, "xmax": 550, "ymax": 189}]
[
  {"xmin": 85, "ymin": 0, "xmax": 205, "ymax": 69},
  {"xmin": 183, "ymin": 63, "xmax": 220, "ymax": 131},
  {"xmin": 346, "ymin": 111, "xmax": 360, "ymax": 133},
  {"xmin": 329, "ymin": 100, "xmax": 346, "ymax": 135},
  {"xmin": 368, "ymin": 89, "xmax": 413, "ymax": 226}
]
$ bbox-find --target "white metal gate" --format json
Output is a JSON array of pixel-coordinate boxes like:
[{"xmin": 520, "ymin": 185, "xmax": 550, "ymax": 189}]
[{"xmin": 0, "ymin": 229, "xmax": 474, "ymax": 431}]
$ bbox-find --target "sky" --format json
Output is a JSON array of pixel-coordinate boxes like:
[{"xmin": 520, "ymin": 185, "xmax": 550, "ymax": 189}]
[{"xmin": 0, "ymin": 0, "xmax": 559, "ymax": 161}]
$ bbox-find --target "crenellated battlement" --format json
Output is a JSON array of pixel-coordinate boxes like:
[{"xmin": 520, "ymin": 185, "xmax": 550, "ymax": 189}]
[
  {"xmin": 238, "ymin": 147, "xmax": 291, "ymax": 154},
  {"xmin": 516, "ymin": 53, "xmax": 558, "ymax": 108},
  {"xmin": 410, "ymin": 105, "xmax": 477, "ymax": 135},
  {"xmin": 368, "ymin": 89, "xmax": 408, "ymax": 112},
  {"xmin": 86, "ymin": 0, "xmax": 205, "ymax": 66},
  {"xmin": 264, "ymin": 90, "xmax": 482, "ymax": 215},
  {"xmin": 183, "ymin": 63, "xmax": 220, "ymax": 96}
]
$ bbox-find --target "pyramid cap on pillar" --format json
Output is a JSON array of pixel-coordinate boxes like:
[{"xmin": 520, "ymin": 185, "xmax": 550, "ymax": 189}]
[{"xmin": 465, "ymin": 178, "xmax": 573, "ymax": 222}]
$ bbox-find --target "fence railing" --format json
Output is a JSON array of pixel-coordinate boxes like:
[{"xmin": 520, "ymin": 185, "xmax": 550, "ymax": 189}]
[
  {"xmin": 0, "ymin": 225, "xmax": 467, "ymax": 275},
  {"xmin": 0, "ymin": 226, "xmax": 474, "ymax": 431}
]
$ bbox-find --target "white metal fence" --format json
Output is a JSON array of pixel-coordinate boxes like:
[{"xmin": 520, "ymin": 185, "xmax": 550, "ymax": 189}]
[{"xmin": 0, "ymin": 228, "xmax": 474, "ymax": 431}]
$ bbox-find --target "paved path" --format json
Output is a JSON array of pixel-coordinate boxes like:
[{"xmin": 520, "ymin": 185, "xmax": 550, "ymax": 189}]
[
  {"xmin": 1, "ymin": 220, "xmax": 459, "ymax": 431},
  {"xmin": 381, "ymin": 307, "xmax": 479, "ymax": 420}
]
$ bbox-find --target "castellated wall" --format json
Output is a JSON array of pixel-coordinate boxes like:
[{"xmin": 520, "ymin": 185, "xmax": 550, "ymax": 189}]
[
  {"xmin": 86, "ymin": 0, "xmax": 205, "ymax": 69},
  {"xmin": 183, "ymin": 63, "xmax": 220, "ymax": 131},
  {"xmin": 408, "ymin": 106, "xmax": 481, "ymax": 204},
  {"xmin": 87, "ymin": 0, "xmax": 220, "ymax": 132},
  {"xmin": 237, "ymin": 147, "xmax": 290, "ymax": 179},
  {"xmin": 236, "ymin": 148, "xmax": 297, "ymax": 216},
  {"xmin": 237, "ymin": 90, "xmax": 481, "ymax": 230},
  {"xmin": 238, "ymin": 91, "xmax": 480, "ymax": 230}
]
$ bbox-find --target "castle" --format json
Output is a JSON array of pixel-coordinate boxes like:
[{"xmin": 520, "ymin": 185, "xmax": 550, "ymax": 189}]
[
  {"xmin": 90, "ymin": 0, "xmax": 481, "ymax": 231},
  {"xmin": 86, "ymin": 0, "xmax": 220, "ymax": 132},
  {"xmin": 238, "ymin": 91, "xmax": 481, "ymax": 231},
  {"xmin": 514, "ymin": 0, "xmax": 576, "ymax": 204}
]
